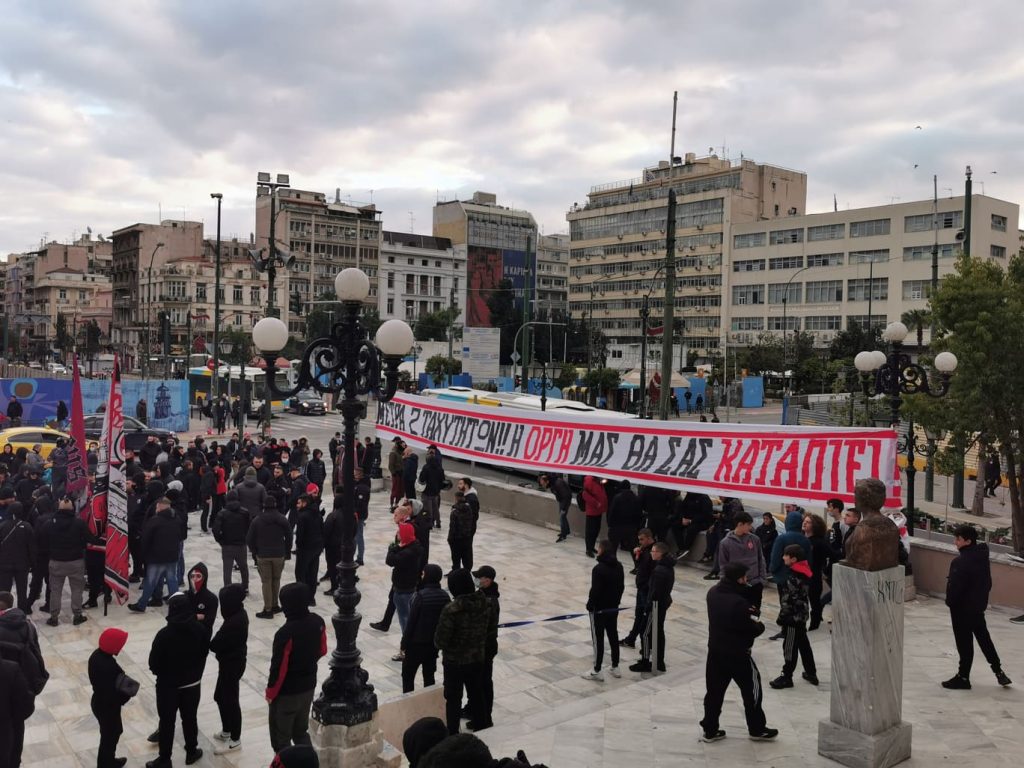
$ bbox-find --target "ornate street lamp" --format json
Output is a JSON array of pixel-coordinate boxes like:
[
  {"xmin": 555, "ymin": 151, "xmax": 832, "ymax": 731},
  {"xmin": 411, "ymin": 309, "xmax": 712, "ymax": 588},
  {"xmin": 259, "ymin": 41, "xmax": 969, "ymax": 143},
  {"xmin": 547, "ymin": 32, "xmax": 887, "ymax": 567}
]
[
  {"xmin": 854, "ymin": 321, "xmax": 957, "ymax": 520},
  {"xmin": 251, "ymin": 267, "xmax": 413, "ymax": 727}
]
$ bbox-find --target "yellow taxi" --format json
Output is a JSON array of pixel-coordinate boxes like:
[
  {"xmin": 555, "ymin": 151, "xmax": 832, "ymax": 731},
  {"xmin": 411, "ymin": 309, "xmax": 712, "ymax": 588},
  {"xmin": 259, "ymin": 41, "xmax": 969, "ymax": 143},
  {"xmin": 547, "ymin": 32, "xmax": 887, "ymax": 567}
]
[{"xmin": 0, "ymin": 426, "xmax": 70, "ymax": 459}]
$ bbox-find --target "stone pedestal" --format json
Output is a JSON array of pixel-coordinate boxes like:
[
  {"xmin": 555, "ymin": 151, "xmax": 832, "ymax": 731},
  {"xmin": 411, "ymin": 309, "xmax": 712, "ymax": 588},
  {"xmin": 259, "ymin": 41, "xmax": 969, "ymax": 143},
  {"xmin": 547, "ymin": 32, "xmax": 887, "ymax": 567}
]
[
  {"xmin": 818, "ymin": 564, "xmax": 912, "ymax": 768},
  {"xmin": 311, "ymin": 712, "xmax": 403, "ymax": 768}
]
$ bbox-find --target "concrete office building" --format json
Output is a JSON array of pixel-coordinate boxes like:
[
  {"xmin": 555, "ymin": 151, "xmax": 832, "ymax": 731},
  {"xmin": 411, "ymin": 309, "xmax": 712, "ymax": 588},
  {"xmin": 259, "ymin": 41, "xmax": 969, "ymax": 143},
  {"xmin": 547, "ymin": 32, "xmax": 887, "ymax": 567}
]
[
  {"xmin": 536, "ymin": 233, "xmax": 569, "ymax": 319},
  {"xmin": 256, "ymin": 187, "xmax": 381, "ymax": 337},
  {"xmin": 378, "ymin": 231, "xmax": 466, "ymax": 330},
  {"xmin": 566, "ymin": 152, "xmax": 807, "ymax": 370},
  {"xmin": 433, "ymin": 192, "xmax": 538, "ymax": 329},
  {"xmin": 722, "ymin": 194, "xmax": 1020, "ymax": 350}
]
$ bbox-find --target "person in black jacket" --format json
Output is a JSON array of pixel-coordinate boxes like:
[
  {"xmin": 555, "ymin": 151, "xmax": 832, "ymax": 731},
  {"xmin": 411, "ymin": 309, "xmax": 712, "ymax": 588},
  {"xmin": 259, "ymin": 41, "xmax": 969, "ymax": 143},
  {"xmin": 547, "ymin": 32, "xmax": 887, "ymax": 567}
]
[
  {"xmin": 0, "ymin": 502, "xmax": 35, "ymax": 610},
  {"xmin": 210, "ymin": 584, "xmax": 248, "ymax": 754},
  {"xmin": 0, "ymin": 653, "xmax": 33, "ymax": 768},
  {"xmin": 266, "ymin": 583, "xmax": 327, "ymax": 752},
  {"xmin": 128, "ymin": 498, "xmax": 182, "ymax": 614},
  {"xmin": 639, "ymin": 485, "xmax": 674, "ymax": 544},
  {"xmin": 247, "ymin": 497, "xmax": 293, "ymax": 619},
  {"xmin": 606, "ymin": 480, "xmax": 643, "ymax": 559},
  {"xmin": 401, "ymin": 563, "xmax": 450, "ymax": 693},
  {"xmin": 669, "ymin": 491, "xmax": 713, "ymax": 559},
  {"xmin": 699, "ymin": 563, "xmax": 777, "ymax": 743},
  {"xmin": 621, "ymin": 529, "xmax": 655, "ymax": 647},
  {"xmin": 294, "ymin": 494, "xmax": 324, "ymax": 607},
  {"xmin": 942, "ymin": 524, "xmax": 1012, "ymax": 689},
  {"xmin": 147, "ymin": 593, "xmax": 209, "ymax": 767},
  {"xmin": 306, "ymin": 449, "xmax": 327, "ymax": 494},
  {"xmin": 583, "ymin": 540, "xmax": 625, "ymax": 682},
  {"xmin": 354, "ymin": 468, "xmax": 371, "ymax": 566},
  {"xmin": 538, "ymin": 473, "xmax": 572, "ymax": 543},
  {"xmin": 0, "ymin": 591, "xmax": 48, "ymax": 695},
  {"xmin": 470, "ymin": 565, "xmax": 500, "ymax": 730},
  {"xmin": 89, "ymin": 627, "xmax": 134, "ymax": 768},
  {"xmin": 42, "ymin": 497, "xmax": 90, "ymax": 626},
  {"xmin": 630, "ymin": 542, "xmax": 674, "ymax": 673},
  {"xmin": 802, "ymin": 514, "xmax": 831, "ymax": 631},
  {"xmin": 213, "ymin": 489, "xmax": 251, "ymax": 592},
  {"xmin": 178, "ymin": 460, "xmax": 202, "ymax": 515},
  {"xmin": 185, "ymin": 562, "xmax": 218, "ymax": 635},
  {"xmin": 447, "ymin": 493, "xmax": 476, "ymax": 571},
  {"xmin": 388, "ymin": 523, "xmax": 424, "ymax": 635},
  {"xmin": 418, "ymin": 447, "xmax": 446, "ymax": 530}
]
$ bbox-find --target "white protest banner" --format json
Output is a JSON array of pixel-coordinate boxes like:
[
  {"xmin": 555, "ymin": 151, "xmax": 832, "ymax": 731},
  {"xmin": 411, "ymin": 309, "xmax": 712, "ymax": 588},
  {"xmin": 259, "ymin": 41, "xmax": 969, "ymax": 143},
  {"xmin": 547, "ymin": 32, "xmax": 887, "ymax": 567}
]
[{"xmin": 375, "ymin": 393, "xmax": 900, "ymax": 507}]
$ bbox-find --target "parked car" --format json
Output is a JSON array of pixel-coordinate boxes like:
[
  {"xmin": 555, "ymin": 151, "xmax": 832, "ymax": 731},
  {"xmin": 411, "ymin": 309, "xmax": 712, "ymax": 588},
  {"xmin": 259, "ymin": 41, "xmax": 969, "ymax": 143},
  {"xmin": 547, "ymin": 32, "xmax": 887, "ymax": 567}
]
[
  {"xmin": 287, "ymin": 391, "xmax": 327, "ymax": 415},
  {"xmin": 83, "ymin": 414, "xmax": 174, "ymax": 452},
  {"xmin": 0, "ymin": 426, "xmax": 69, "ymax": 458},
  {"xmin": 46, "ymin": 362, "xmax": 68, "ymax": 374}
]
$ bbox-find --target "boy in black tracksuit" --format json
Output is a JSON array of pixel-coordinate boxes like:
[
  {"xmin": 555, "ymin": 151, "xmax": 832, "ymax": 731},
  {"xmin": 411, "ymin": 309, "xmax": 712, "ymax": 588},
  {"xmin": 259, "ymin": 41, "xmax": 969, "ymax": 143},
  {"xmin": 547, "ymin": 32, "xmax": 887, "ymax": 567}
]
[
  {"xmin": 400, "ymin": 564, "xmax": 450, "ymax": 693},
  {"xmin": 621, "ymin": 529, "xmax": 654, "ymax": 647},
  {"xmin": 631, "ymin": 542, "xmax": 674, "ymax": 673},
  {"xmin": 185, "ymin": 562, "xmax": 218, "ymax": 635},
  {"xmin": 700, "ymin": 563, "xmax": 777, "ymax": 742},
  {"xmin": 294, "ymin": 494, "xmax": 324, "ymax": 607},
  {"xmin": 584, "ymin": 540, "xmax": 625, "ymax": 681},
  {"xmin": 770, "ymin": 544, "xmax": 818, "ymax": 689},
  {"xmin": 210, "ymin": 584, "xmax": 248, "ymax": 753}
]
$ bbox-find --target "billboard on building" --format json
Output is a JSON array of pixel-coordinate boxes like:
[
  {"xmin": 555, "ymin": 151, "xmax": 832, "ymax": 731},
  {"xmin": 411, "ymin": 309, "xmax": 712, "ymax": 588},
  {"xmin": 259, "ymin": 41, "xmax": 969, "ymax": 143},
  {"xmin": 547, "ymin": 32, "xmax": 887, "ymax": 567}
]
[
  {"xmin": 461, "ymin": 326, "xmax": 501, "ymax": 382},
  {"xmin": 466, "ymin": 246, "xmax": 534, "ymax": 327}
]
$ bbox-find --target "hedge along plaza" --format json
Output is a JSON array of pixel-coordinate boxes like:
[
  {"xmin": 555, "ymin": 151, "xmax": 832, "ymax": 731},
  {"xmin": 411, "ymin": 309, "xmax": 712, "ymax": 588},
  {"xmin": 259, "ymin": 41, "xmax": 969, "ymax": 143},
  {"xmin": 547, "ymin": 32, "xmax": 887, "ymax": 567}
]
[{"xmin": 376, "ymin": 393, "xmax": 900, "ymax": 506}]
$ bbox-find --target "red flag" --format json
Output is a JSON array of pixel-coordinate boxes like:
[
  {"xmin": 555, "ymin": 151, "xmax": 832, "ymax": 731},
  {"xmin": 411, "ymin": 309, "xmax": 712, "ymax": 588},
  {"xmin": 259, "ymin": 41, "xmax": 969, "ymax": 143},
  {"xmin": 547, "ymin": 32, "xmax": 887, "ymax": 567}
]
[
  {"xmin": 101, "ymin": 356, "xmax": 130, "ymax": 603},
  {"xmin": 66, "ymin": 354, "xmax": 91, "ymax": 515},
  {"xmin": 645, "ymin": 324, "xmax": 664, "ymax": 336}
]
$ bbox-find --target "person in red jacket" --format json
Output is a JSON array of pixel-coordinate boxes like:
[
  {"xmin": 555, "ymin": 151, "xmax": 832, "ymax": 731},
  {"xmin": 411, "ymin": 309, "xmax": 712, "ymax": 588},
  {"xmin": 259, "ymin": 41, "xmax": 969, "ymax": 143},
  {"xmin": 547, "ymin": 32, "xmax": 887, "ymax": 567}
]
[{"xmin": 582, "ymin": 476, "xmax": 607, "ymax": 558}]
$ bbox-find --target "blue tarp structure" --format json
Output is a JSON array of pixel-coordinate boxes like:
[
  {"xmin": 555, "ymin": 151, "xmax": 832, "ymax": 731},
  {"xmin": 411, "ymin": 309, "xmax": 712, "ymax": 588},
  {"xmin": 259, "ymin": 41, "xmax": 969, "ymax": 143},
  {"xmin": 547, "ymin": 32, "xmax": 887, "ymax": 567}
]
[{"xmin": 742, "ymin": 376, "xmax": 765, "ymax": 407}]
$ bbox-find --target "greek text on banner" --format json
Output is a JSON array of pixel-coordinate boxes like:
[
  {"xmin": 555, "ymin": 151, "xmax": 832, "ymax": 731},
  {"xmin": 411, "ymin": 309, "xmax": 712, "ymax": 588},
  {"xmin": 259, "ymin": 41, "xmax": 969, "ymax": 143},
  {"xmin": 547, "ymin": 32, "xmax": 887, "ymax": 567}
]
[{"xmin": 375, "ymin": 394, "xmax": 899, "ymax": 507}]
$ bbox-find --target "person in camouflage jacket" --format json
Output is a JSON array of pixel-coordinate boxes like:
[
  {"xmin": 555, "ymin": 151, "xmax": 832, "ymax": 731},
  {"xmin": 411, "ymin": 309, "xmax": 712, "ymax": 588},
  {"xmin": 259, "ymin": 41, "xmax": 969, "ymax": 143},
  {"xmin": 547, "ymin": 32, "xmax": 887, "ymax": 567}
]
[
  {"xmin": 770, "ymin": 544, "xmax": 817, "ymax": 690},
  {"xmin": 434, "ymin": 568, "xmax": 497, "ymax": 735}
]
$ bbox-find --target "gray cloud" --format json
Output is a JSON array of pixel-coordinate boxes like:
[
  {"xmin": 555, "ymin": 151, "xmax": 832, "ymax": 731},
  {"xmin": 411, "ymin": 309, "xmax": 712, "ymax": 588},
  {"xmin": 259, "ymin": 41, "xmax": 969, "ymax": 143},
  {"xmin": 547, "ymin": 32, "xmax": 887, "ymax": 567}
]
[{"xmin": 1, "ymin": 0, "xmax": 1022, "ymax": 255}]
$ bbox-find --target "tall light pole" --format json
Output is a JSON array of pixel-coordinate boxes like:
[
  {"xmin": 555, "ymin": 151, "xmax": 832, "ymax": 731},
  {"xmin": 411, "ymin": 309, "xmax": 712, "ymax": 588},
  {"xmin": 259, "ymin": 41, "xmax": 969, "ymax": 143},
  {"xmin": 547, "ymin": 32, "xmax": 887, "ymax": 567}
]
[
  {"xmin": 781, "ymin": 265, "xmax": 811, "ymax": 393},
  {"xmin": 211, "ymin": 193, "xmax": 223, "ymax": 401},
  {"xmin": 657, "ymin": 189, "xmax": 678, "ymax": 420},
  {"xmin": 256, "ymin": 171, "xmax": 290, "ymax": 435},
  {"xmin": 143, "ymin": 241, "xmax": 165, "ymax": 383}
]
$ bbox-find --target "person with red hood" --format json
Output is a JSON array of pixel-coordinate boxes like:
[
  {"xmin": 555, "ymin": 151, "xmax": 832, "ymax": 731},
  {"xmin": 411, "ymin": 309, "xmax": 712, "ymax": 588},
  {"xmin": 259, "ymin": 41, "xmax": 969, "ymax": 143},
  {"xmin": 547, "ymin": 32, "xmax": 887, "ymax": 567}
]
[
  {"xmin": 89, "ymin": 627, "xmax": 136, "ymax": 768},
  {"xmin": 769, "ymin": 544, "xmax": 817, "ymax": 689},
  {"xmin": 581, "ymin": 475, "xmax": 607, "ymax": 558}
]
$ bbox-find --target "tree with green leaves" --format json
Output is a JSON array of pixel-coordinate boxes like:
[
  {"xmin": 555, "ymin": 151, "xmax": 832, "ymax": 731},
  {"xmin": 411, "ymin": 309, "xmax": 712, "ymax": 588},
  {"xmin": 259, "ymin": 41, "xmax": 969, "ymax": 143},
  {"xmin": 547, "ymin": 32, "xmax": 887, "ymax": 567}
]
[
  {"xmin": 900, "ymin": 308, "xmax": 932, "ymax": 348},
  {"xmin": 736, "ymin": 333, "xmax": 784, "ymax": 376},
  {"xmin": 583, "ymin": 367, "xmax": 620, "ymax": 406},
  {"xmin": 554, "ymin": 364, "xmax": 578, "ymax": 389},
  {"xmin": 414, "ymin": 307, "xmax": 459, "ymax": 343},
  {"xmin": 54, "ymin": 313, "xmax": 74, "ymax": 358},
  {"xmin": 424, "ymin": 354, "xmax": 461, "ymax": 385},
  {"xmin": 219, "ymin": 326, "xmax": 253, "ymax": 367},
  {"xmin": 486, "ymin": 279, "xmax": 519, "ymax": 365}
]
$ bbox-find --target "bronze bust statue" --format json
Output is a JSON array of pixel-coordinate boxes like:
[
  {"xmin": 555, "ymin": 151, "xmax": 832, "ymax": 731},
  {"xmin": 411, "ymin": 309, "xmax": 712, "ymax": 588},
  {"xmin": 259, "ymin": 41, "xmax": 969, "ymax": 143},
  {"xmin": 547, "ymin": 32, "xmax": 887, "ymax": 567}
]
[{"xmin": 842, "ymin": 478, "xmax": 901, "ymax": 571}]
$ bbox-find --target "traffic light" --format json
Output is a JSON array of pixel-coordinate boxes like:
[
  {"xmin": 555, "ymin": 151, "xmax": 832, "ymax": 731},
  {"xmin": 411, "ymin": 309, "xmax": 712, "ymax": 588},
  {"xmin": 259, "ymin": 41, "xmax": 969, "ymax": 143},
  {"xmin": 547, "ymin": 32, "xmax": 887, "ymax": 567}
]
[{"xmin": 289, "ymin": 292, "xmax": 304, "ymax": 316}]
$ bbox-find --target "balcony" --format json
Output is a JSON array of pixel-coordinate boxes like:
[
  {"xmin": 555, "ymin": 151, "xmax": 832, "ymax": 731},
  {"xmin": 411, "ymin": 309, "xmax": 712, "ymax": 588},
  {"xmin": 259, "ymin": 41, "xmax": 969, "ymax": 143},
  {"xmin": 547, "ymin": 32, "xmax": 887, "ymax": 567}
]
[{"xmin": 159, "ymin": 294, "xmax": 193, "ymax": 303}]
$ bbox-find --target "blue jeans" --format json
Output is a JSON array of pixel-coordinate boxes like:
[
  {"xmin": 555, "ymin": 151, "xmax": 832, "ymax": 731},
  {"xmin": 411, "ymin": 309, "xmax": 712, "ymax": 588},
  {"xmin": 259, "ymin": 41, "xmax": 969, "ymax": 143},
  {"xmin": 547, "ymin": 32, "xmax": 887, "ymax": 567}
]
[
  {"xmin": 394, "ymin": 590, "xmax": 414, "ymax": 633},
  {"xmin": 356, "ymin": 519, "xmax": 365, "ymax": 564},
  {"xmin": 559, "ymin": 506, "xmax": 571, "ymax": 538},
  {"xmin": 135, "ymin": 562, "xmax": 179, "ymax": 609}
]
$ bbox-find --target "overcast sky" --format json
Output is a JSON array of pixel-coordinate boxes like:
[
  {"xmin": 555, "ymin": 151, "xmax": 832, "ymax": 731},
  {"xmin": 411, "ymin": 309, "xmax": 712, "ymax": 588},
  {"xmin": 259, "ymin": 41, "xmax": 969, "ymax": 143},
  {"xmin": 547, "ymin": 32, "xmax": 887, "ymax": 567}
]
[{"xmin": 1, "ymin": 0, "xmax": 1021, "ymax": 256}]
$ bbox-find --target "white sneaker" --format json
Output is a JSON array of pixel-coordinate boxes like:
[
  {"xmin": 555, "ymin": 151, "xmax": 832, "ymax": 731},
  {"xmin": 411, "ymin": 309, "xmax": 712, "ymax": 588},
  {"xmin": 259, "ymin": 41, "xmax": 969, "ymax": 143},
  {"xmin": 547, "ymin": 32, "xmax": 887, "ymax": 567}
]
[
  {"xmin": 582, "ymin": 670, "xmax": 604, "ymax": 682},
  {"xmin": 214, "ymin": 738, "xmax": 240, "ymax": 754},
  {"xmin": 608, "ymin": 666, "xmax": 621, "ymax": 678},
  {"xmin": 213, "ymin": 731, "xmax": 230, "ymax": 741}
]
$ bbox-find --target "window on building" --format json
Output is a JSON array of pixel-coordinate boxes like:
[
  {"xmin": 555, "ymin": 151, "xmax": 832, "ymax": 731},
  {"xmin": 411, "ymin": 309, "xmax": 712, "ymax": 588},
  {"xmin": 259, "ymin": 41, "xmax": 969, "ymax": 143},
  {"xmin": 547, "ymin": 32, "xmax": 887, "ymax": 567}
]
[
  {"xmin": 731, "ymin": 284, "xmax": 764, "ymax": 305},
  {"xmin": 992, "ymin": 214, "xmax": 1007, "ymax": 232},
  {"xmin": 386, "ymin": 298, "xmax": 394, "ymax": 314},
  {"xmin": 233, "ymin": 285, "xmax": 243, "ymax": 303},
  {"xmin": 768, "ymin": 316, "xmax": 801, "ymax": 331},
  {"xmin": 387, "ymin": 256, "xmax": 394, "ymax": 263},
  {"xmin": 850, "ymin": 219, "xmax": 891, "ymax": 237},
  {"xmin": 991, "ymin": 244, "xmax": 1007, "ymax": 259},
  {"xmin": 805, "ymin": 280, "xmax": 843, "ymax": 303},
  {"xmin": 768, "ymin": 283, "xmax": 802, "ymax": 304},
  {"xmin": 733, "ymin": 259, "xmax": 766, "ymax": 272},
  {"xmin": 730, "ymin": 317, "xmax": 765, "ymax": 331},
  {"xmin": 250, "ymin": 287, "xmax": 260, "ymax": 305},
  {"xmin": 433, "ymin": 276, "xmax": 442, "ymax": 296},
  {"xmin": 405, "ymin": 300, "xmax": 414, "ymax": 319},
  {"xmin": 903, "ymin": 244, "xmax": 958, "ymax": 261},
  {"xmin": 79, "ymin": 290, "xmax": 87, "ymax": 300},
  {"xmin": 59, "ymin": 289, "xmax": 67, "ymax": 299},
  {"xmin": 435, "ymin": 260, "xmax": 442, "ymax": 268},
  {"xmin": 453, "ymin": 277, "xmax": 459, "ymax": 291},
  {"xmin": 804, "ymin": 315, "xmax": 842, "ymax": 330},
  {"xmin": 405, "ymin": 275, "xmax": 414, "ymax": 293},
  {"xmin": 233, "ymin": 313, "xmax": 242, "ymax": 326},
  {"xmin": 807, "ymin": 223, "xmax": 845, "ymax": 241},
  {"xmin": 769, "ymin": 228, "xmax": 804, "ymax": 245},
  {"xmin": 387, "ymin": 272, "xmax": 395, "ymax": 288},
  {"xmin": 407, "ymin": 258, "xmax": 414, "ymax": 265},
  {"xmin": 419, "ymin": 275, "xmax": 428, "ymax": 295},
  {"xmin": 769, "ymin": 256, "xmax": 804, "ymax": 270},
  {"xmin": 807, "ymin": 252, "xmax": 844, "ymax": 267},
  {"xmin": 733, "ymin": 233, "xmax": 766, "ymax": 249},
  {"xmin": 847, "ymin": 277, "xmax": 888, "ymax": 301},
  {"xmin": 848, "ymin": 249, "xmax": 889, "ymax": 264},
  {"xmin": 847, "ymin": 315, "xmax": 886, "ymax": 330},
  {"xmin": 905, "ymin": 211, "xmax": 962, "ymax": 232},
  {"xmin": 196, "ymin": 283, "xmax": 207, "ymax": 301},
  {"xmin": 902, "ymin": 280, "xmax": 937, "ymax": 300}
]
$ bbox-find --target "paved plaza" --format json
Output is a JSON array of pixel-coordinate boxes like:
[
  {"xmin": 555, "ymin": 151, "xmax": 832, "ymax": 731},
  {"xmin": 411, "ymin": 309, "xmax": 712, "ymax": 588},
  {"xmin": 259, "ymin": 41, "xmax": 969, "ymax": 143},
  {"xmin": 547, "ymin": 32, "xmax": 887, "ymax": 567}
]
[{"xmin": 20, "ymin": 410, "xmax": 1024, "ymax": 767}]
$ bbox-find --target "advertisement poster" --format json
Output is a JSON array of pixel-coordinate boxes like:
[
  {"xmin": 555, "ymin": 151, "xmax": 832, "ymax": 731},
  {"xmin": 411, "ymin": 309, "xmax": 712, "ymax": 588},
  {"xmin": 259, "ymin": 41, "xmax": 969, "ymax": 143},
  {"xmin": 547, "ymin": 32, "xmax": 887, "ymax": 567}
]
[
  {"xmin": 461, "ymin": 327, "xmax": 502, "ymax": 382},
  {"xmin": 466, "ymin": 246, "xmax": 503, "ymax": 326}
]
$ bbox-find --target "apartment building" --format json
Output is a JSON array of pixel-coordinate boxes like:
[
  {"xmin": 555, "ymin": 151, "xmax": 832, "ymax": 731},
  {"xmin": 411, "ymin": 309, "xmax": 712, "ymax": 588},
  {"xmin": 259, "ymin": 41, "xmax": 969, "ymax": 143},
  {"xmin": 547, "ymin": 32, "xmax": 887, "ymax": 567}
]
[
  {"xmin": 378, "ymin": 231, "xmax": 466, "ymax": 328},
  {"xmin": 723, "ymin": 194, "xmax": 1020, "ymax": 349},
  {"xmin": 566, "ymin": 152, "xmax": 807, "ymax": 370},
  {"xmin": 255, "ymin": 188, "xmax": 381, "ymax": 337},
  {"xmin": 536, "ymin": 233, "xmax": 569, "ymax": 320},
  {"xmin": 433, "ymin": 192, "xmax": 538, "ymax": 328}
]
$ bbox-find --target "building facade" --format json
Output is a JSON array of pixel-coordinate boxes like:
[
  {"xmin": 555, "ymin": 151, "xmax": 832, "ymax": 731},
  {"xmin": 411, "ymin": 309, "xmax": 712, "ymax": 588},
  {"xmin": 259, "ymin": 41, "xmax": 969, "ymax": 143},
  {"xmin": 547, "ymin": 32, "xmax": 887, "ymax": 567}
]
[
  {"xmin": 378, "ymin": 231, "xmax": 466, "ymax": 329},
  {"xmin": 433, "ymin": 192, "xmax": 538, "ymax": 329},
  {"xmin": 566, "ymin": 152, "xmax": 808, "ymax": 370},
  {"xmin": 255, "ymin": 187, "xmax": 381, "ymax": 337},
  {"xmin": 536, "ymin": 233, "xmax": 569, "ymax": 320},
  {"xmin": 722, "ymin": 194, "xmax": 1020, "ymax": 350}
]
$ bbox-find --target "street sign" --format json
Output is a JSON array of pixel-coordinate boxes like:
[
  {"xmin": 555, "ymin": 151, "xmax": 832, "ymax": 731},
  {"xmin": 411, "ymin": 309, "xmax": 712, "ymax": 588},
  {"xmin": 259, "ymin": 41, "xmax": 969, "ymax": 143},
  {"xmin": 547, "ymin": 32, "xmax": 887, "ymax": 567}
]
[{"xmin": 510, "ymin": 350, "xmax": 521, "ymax": 364}]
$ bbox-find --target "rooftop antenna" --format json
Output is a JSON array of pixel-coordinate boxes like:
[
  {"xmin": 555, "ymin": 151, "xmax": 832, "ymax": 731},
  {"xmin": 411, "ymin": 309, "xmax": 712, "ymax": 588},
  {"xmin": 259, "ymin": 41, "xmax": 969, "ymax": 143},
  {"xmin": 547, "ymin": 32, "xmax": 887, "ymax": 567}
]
[
  {"xmin": 335, "ymin": 188, "xmax": 340, "ymax": 203},
  {"xmin": 369, "ymin": 189, "xmax": 374, "ymax": 204},
  {"xmin": 409, "ymin": 211, "xmax": 415, "ymax": 233},
  {"xmin": 669, "ymin": 90, "xmax": 678, "ymax": 168}
]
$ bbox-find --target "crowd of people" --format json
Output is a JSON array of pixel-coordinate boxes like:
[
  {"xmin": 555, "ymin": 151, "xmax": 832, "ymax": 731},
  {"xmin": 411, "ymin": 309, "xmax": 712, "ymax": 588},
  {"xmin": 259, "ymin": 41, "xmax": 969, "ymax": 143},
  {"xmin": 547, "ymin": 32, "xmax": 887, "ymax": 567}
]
[{"xmin": 0, "ymin": 421, "xmax": 1017, "ymax": 766}]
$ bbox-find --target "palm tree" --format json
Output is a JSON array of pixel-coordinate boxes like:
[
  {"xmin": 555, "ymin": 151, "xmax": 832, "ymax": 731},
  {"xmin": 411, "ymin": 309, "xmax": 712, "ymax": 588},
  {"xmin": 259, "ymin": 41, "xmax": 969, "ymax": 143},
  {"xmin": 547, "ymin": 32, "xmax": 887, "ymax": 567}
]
[{"xmin": 901, "ymin": 309, "xmax": 932, "ymax": 348}]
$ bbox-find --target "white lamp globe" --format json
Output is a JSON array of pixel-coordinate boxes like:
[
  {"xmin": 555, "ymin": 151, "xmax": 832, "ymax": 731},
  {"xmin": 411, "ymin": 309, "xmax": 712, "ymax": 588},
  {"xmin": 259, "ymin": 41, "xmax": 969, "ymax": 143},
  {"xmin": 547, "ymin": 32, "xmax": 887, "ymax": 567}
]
[
  {"xmin": 335, "ymin": 268, "xmax": 370, "ymax": 302},
  {"xmin": 252, "ymin": 317, "xmax": 289, "ymax": 353},
  {"xmin": 882, "ymin": 321, "xmax": 909, "ymax": 343},
  {"xmin": 871, "ymin": 350, "xmax": 887, "ymax": 370},
  {"xmin": 375, "ymin": 319, "xmax": 415, "ymax": 356},
  {"xmin": 854, "ymin": 351, "xmax": 875, "ymax": 372},
  {"xmin": 934, "ymin": 351, "xmax": 958, "ymax": 373}
]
